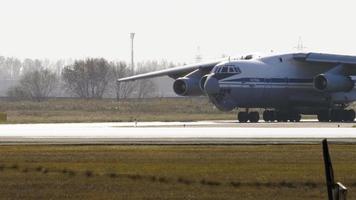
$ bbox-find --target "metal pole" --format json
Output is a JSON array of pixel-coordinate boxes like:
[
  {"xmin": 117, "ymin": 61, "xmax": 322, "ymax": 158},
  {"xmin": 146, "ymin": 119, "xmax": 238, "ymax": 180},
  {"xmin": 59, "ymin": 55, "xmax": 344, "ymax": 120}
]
[{"xmin": 130, "ymin": 33, "xmax": 135, "ymax": 75}]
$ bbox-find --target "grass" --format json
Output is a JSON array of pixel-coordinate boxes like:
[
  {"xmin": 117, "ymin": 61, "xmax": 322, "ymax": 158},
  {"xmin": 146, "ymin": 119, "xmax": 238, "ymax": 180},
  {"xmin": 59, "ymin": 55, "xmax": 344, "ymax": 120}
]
[
  {"xmin": 0, "ymin": 144, "xmax": 355, "ymax": 199},
  {"xmin": 0, "ymin": 97, "xmax": 236, "ymax": 123},
  {"xmin": 0, "ymin": 112, "xmax": 6, "ymax": 122}
]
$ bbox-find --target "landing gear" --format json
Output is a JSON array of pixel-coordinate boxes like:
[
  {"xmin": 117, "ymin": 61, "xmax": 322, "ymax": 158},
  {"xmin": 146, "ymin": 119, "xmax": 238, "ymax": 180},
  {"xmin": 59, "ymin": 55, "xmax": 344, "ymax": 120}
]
[
  {"xmin": 238, "ymin": 112, "xmax": 248, "ymax": 123},
  {"xmin": 346, "ymin": 110, "xmax": 356, "ymax": 122},
  {"xmin": 237, "ymin": 111, "xmax": 259, "ymax": 123},
  {"xmin": 288, "ymin": 112, "xmax": 302, "ymax": 122},
  {"xmin": 317, "ymin": 109, "xmax": 355, "ymax": 122},
  {"xmin": 262, "ymin": 110, "xmax": 301, "ymax": 122},
  {"xmin": 249, "ymin": 112, "xmax": 260, "ymax": 123},
  {"xmin": 263, "ymin": 110, "xmax": 274, "ymax": 122}
]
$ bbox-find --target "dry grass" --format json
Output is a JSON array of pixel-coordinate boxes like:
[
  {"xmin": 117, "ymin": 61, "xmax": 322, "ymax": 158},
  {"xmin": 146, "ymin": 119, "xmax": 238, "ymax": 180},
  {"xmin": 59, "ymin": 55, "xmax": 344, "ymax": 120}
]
[
  {"xmin": 0, "ymin": 97, "xmax": 235, "ymax": 123},
  {"xmin": 0, "ymin": 144, "xmax": 355, "ymax": 199},
  {"xmin": 0, "ymin": 112, "xmax": 6, "ymax": 122}
]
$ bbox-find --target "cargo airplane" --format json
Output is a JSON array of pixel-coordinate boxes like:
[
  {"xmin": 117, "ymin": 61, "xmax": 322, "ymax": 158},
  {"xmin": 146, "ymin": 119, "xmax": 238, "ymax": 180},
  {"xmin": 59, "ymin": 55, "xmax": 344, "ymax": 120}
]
[{"xmin": 118, "ymin": 52, "xmax": 356, "ymax": 123}]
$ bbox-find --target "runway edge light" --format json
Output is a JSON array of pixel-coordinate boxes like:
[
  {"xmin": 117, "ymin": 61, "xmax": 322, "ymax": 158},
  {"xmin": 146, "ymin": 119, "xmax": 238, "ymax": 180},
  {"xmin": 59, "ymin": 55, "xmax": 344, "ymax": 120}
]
[{"xmin": 322, "ymin": 139, "xmax": 347, "ymax": 200}]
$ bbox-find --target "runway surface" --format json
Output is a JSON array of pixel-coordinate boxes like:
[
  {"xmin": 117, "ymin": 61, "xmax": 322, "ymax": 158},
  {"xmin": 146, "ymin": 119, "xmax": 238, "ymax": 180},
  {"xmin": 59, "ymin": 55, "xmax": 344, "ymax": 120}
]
[{"xmin": 0, "ymin": 120, "xmax": 356, "ymax": 145}]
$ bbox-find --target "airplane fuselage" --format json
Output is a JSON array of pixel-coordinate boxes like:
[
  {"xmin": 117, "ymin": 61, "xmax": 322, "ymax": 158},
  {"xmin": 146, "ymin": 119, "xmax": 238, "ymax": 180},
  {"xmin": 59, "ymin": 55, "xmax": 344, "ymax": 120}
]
[
  {"xmin": 208, "ymin": 53, "xmax": 356, "ymax": 114},
  {"xmin": 118, "ymin": 51, "xmax": 356, "ymax": 122}
]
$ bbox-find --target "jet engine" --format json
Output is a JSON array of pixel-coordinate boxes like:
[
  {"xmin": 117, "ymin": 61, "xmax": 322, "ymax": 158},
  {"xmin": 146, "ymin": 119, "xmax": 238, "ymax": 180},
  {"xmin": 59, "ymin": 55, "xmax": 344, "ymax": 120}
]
[
  {"xmin": 314, "ymin": 74, "xmax": 354, "ymax": 92},
  {"xmin": 173, "ymin": 77, "xmax": 203, "ymax": 96},
  {"xmin": 199, "ymin": 75, "xmax": 208, "ymax": 92}
]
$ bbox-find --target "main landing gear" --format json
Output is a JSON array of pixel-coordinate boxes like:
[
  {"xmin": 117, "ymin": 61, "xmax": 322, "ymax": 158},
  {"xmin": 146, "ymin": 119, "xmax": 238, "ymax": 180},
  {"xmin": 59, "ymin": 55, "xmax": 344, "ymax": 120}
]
[
  {"xmin": 237, "ymin": 111, "xmax": 260, "ymax": 123},
  {"xmin": 317, "ymin": 109, "xmax": 355, "ymax": 122},
  {"xmin": 262, "ymin": 110, "xmax": 301, "ymax": 122},
  {"xmin": 237, "ymin": 109, "xmax": 355, "ymax": 123},
  {"xmin": 237, "ymin": 110, "xmax": 302, "ymax": 123}
]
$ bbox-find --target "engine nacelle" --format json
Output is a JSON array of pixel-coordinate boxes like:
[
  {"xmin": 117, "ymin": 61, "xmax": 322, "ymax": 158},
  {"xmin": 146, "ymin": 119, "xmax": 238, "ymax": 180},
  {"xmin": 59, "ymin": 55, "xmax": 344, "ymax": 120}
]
[
  {"xmin": 314, "ymin": 74, "xmax": 354, "ymax": 92},
  {"xmin": 199, "ymin": 75, "xmax": 208, "ymax": 92},
  {"xmin": 173, "ymin": 77, "xmax": 203, "ymax": 96}
]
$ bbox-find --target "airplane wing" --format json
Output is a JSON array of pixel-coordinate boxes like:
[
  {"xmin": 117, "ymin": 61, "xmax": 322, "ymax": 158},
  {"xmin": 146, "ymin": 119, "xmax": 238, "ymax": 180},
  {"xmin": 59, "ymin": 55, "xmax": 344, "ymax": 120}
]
[
  {"xmin": 293, "ymin": 52, "xmax": 356, "ymax": 65},
  {"xmin": 117, "ymin": 59, "xmax": 224, "ymax": 82}
]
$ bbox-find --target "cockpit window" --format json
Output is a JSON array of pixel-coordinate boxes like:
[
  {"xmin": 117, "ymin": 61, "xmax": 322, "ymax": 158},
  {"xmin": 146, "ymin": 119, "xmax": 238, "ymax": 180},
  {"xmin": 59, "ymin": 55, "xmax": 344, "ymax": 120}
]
[
  {"xmin": 234, "ymin": 66, "xmax": 241, "ymax": 74},
  {"xmin": 221, "ymin": 66, "xmax": 228, "ymax": 73},
  {"xmin": 214, "ymin": 65, "xmax": 241, "ymax": 74}
]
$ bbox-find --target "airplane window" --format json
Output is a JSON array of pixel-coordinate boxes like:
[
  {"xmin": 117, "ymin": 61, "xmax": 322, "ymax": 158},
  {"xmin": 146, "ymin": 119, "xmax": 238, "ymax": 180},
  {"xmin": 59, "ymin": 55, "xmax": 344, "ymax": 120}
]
[
  {"xmin": 214, "ymin": 65, "xmax": 241, "ymax": 74},
  {"xmin": 235, "ymin": 67, "xmax": 241, "ymax": 74},
  {"xmin": 228, "ymin": 67, "xmax": 235, "ymax": 73},
  {"xmin": 221, "ymin": 66, "xmax": 228, "ymax": 73}
]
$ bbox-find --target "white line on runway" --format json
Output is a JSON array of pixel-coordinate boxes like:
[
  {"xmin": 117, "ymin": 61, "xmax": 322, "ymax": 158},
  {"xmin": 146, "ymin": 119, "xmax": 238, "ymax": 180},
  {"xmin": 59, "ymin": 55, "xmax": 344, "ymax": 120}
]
[{"xmin": 0, "ymin": 121, "xmax": 355, "ymax": 140}]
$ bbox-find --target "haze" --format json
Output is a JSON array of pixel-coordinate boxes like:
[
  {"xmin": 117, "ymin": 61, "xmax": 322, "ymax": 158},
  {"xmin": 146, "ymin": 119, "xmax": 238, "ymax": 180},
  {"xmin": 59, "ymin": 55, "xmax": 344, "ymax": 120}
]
[{"xmin": 0, "ymin": 0, "xmax": 356, "ymax": 63}]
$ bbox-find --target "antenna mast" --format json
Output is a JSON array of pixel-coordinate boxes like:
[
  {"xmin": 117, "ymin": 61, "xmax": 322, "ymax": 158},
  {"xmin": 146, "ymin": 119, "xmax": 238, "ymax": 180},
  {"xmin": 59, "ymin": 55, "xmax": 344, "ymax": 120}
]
[
  {"xmin": 195, "ymin": 46, "xmax": 202, "ymax": 63},
  {"xmin": 295, "ymin": 36, "xmax": 306, "ymax": 52}
]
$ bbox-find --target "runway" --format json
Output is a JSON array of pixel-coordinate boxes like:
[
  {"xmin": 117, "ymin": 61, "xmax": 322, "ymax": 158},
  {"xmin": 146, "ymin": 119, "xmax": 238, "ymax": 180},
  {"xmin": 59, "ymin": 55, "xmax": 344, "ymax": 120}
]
[{"xmin": 0, "ymin": 120, "xmax": 356, "ymax": 145}]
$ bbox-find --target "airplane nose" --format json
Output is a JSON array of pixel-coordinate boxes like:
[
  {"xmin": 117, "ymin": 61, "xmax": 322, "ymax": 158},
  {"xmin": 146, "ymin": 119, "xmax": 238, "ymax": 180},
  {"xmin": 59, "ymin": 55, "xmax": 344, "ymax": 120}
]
[{"xmin": 204, "ymin": 74, "xmax": 220, "ymax": 95}]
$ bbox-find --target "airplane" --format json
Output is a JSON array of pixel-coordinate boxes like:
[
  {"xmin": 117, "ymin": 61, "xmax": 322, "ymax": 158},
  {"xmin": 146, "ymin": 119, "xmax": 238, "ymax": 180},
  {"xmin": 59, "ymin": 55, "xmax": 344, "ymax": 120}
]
[{"xmin": 117, "ymin": 52, "xmax": 356, "ymax": 123}]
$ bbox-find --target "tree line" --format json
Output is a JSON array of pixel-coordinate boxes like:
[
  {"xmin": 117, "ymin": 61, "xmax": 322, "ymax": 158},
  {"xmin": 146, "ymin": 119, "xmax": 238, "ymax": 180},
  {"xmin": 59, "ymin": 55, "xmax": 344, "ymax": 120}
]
[{"xmin": 2, "ymin": 56, "xmax": 176, "ymax": 101}]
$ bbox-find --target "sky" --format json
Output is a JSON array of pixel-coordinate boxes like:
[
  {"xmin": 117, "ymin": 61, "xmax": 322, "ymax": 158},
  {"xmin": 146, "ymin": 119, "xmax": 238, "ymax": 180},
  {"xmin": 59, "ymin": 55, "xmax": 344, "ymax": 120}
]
[{"xmin": 0, "ymin": 0, "xmax": 356, "ymax": 63}]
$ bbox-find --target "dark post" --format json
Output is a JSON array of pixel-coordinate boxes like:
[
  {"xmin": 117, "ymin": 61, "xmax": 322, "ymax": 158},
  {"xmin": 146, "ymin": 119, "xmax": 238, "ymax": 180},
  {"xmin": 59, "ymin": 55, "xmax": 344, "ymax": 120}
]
[
  {"xmin": 322, "ymin": 139, "xmax": 347, "ymax": 200},
  {"xmin": 323, "ymin": 139, "xmax": 334, "ymax": 200}
]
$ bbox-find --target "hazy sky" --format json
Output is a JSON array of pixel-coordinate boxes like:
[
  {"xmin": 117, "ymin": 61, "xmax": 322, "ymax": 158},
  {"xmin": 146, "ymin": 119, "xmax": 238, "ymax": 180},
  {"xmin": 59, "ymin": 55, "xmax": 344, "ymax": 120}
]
[{"xmin": 1, "ymin": 0, "xmax": 356, "ymax": 63}]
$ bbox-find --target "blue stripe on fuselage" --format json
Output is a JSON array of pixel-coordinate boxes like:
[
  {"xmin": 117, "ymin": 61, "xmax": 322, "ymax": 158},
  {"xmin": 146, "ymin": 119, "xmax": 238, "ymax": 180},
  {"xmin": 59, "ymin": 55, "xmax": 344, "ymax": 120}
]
[{"xmin": 221, "ymin": 78, "xmax": 314, "ymax": 83}]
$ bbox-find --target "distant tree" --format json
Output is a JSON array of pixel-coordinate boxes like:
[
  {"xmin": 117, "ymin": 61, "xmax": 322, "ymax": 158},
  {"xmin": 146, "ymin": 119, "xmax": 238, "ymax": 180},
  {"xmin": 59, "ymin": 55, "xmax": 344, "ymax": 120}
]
[
  {"xmin": 0, "ymin": 57, "xmax": 22, "ymax": 80},
  {"xmin": 22, "ymin": 58, "xmax": 42, "ymax": 74},
  {"xmin": 6, "ymin": 85, "xmax": 29, "ymax": 100},
  {"xmin": 133, "ymin": 65, "xmax": 158, "ymax": 99},
  {"xmin": 62, "ymin": 58, "xmax": 112, "ymax": 99},
  {"xmin": 110, "ymin": 61, "xmax": 135, "ymax": 100},
  {"xmin": 7, "ymin": 69, "xmax": 58, "ymax": 101},
  {"xmin": 7, "ymin": 58, "xmax": 22, "ymax": 80},
  {"xmin": 54, "ymin": 59, "xmax": 66, "ymax": 76},
  {"xmin": 136, "ymin": 60, "xmax": 176, "ymax": 70},
  {"xmin": 131, "ymin": 60, "xmax": 177, "ymax": 99},
  {"xmin": 135, "ymin": 79, "xmax": 156, "ymax": 98}
]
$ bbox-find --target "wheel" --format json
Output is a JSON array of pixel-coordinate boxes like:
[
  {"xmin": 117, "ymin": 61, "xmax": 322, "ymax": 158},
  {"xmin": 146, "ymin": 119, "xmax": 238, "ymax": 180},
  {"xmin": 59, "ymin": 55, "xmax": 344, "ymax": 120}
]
[
  {"xmin": 348, "ymin": 110, "xmax": 355, "ymax": 122},
  {"xmin": 238, "ymin": 112, "xmax": 248, "ymax": 123},
  {"xmin": 288, "ymin": 112, "xmax": 301, "ymax": 122},
  {"xmin": 269, "ymin": 111, "xmax": 276, "ymax": 122},
  {"xmin": 263, "ymin": 111, "xmax": 269, "ymax": 122},
  {"xmin": 317, "ymin": 110, "xmax": 329, "ymax": 122},
  {"xmin": 263, "ymin": 110, "xmax": 272, "ymax": 122},
  {"xmin": 276, "ymin": 111, "xmax": 287, "ymax": 122},
  {"xmin": 344, "ymin": 110, "xmax": 355, "ymax": 122},
  {"xmin": 331, "ymin": 110, "xmax": 343, "ymax": 122},
  {"xmin": 249, "ymin": 112, "xmax": 260, "ymax": 123},
  {"xmin": 295, "ymin": 114, "xmax": 302, "ymax": 122}
]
